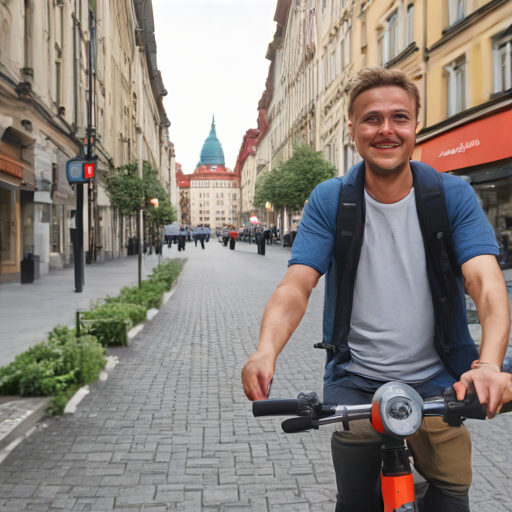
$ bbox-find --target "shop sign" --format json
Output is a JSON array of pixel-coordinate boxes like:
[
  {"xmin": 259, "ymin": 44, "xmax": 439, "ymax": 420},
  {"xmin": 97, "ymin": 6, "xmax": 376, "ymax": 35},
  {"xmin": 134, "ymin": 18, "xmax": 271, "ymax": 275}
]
[
  {"xmin": 0, "ymin": 154, "xmax": 23, "ymax": 179},
  {"xmin": 417, "ymin": 108, "xmax": 512, "ymax": 173},
  {"xmin": 436, "ymin": 139, "xmax": 480, "ymax": 158}
]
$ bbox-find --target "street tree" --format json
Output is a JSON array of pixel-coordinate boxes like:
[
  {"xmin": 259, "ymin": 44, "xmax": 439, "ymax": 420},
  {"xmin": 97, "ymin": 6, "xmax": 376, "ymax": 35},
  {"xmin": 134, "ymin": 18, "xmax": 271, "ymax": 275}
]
[
  {"xmin": 103, "ymin": 160, "xmax": 176, "ymax": 283},
  {"xmin": 254, "ymin": 144, "xmax": 337, "ymax": 229}
]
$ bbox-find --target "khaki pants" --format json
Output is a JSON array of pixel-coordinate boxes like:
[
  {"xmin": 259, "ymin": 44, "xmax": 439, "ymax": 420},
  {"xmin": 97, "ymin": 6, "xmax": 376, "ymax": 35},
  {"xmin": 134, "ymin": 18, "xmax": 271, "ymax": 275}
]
[{"xmin": 333, "ymin": 416, "xmax": 472, "ymax": 495}]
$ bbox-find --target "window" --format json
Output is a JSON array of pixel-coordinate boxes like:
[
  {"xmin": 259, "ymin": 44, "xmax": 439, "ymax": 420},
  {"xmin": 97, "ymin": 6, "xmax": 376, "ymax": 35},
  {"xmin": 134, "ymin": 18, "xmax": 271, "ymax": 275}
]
[
  {"xmin": 344, "ymin": 143, "xmax": 362, "ymax": 174},
  {"xmin": 233, "ymin": 193, "xmax": 237, "ymax": 200},
  {"xmin": 345, "ymin": 26, "xmax": 351, "ymax": 67},
  {"xmin": 447, "ymin": 56, "xmax": 467, "ymax": 116},
  {"xmin": 55, "ymin": 44, "xmax": 62, "ymax": 105},
  {"xmin": 331, "ymin": 49, "xmax": 337, "ymax": 82},
  {"xmin": 448, "ymin": 0, "xmax": 465, "ymax": 26},
  {"xmin": 379, "ymin": 12, "xmax": 399, "ymax": 65},
  {"xmin": 405, "ymin": 5, "xmax": 414, "ymax": 46},
  {"xmin": 24, "ymin": 0, "xmax": 32, "ymax": 69},
  {"xmin": 493, "ymin": 28, "xmax": 512, "ymax": 94}
]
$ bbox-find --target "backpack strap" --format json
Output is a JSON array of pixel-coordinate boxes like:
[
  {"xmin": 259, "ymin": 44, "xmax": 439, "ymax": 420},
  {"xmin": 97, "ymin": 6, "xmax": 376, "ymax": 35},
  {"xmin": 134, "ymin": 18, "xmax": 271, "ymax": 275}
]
[
  {"xmin": 412, "ymin": 164, "xmax": 455, "ymax": 354},
  {"xmin": 314, "ymin": 164, "xmax": 366, "ymax": 355}
]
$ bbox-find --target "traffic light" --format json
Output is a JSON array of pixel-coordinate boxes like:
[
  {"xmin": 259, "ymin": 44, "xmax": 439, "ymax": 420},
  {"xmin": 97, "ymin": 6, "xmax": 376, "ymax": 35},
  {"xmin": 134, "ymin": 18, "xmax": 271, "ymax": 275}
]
[{"xmin": 66, "ymin": 157, "xmax": 95, "ymax": 183}]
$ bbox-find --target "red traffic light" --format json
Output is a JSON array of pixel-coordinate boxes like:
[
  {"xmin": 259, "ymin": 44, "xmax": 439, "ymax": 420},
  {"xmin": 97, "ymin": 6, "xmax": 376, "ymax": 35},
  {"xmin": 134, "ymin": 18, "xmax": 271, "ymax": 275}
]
[{"xmin": 84, "ymin": 162, "xmax": 95, "ymax": 179}]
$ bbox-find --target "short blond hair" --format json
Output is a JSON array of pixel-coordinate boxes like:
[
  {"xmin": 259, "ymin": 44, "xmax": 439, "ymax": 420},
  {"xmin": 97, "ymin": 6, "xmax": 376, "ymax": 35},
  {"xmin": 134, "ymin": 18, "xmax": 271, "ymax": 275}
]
[{"xmin": 347, "ymin": 66, "xmax": 421, "ymax": 119}]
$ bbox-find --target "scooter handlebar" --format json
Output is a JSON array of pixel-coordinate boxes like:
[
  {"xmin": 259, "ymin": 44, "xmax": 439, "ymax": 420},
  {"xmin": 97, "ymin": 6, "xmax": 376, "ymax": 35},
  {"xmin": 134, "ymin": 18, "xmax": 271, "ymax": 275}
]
[{"xmin": 253, "ymin": 399, "xmax": 299, "ymax": 417}]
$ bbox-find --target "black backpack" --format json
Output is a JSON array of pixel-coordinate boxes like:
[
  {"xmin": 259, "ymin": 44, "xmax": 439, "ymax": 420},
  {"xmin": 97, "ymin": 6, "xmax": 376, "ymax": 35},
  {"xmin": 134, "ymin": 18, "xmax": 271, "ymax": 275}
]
[{"xmin": 314, "ymin": 161, "xmax": 479, "ymax": 380}]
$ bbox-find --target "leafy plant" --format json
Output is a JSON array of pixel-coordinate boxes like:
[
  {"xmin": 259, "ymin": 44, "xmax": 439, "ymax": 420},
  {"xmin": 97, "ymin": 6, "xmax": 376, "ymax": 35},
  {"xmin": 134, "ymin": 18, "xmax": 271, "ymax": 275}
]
[
  {"xmin": 81, "ymin": 302, "xmax": 147, "ymax": 346},
  {"xmin": 0, "ymin": 326, "xmax": 105, "ymax": 398}
]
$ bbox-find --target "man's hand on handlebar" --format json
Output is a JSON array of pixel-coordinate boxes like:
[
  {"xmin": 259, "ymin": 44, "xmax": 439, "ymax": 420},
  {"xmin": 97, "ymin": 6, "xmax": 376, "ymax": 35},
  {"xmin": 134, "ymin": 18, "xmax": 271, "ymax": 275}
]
[
  {"xmin": 454, "ymin": 361, "xmax": 512, "ymax": 417},
  {"xmin": 241, "ymin": 349, "xmax": 275, "ymax": 401}
]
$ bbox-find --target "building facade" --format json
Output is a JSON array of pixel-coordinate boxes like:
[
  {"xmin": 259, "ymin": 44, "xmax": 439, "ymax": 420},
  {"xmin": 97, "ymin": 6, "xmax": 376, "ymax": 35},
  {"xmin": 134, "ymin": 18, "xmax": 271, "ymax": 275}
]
[
  {"xmin": 243, "ymin": 0, "xmax": 512, "ymax": 238},
  {"xmin": 177, "ymin": 118, "xmax": 240, "ymax": 229},
  {"xmin": 415, "ymin": 0, "xmax": 512, "ymax": 268},
  {"xmin": 0, "ymin": 0, "xmax": 174, "ymax": 283}
]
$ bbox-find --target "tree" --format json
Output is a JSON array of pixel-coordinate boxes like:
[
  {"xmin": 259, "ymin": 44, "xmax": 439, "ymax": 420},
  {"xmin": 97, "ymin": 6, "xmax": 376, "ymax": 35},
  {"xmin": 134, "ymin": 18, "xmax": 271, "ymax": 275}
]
[
  {"xmin": 103, "ymin": 161, "xmax": 175, "ymax": 223},
  {"xmin": 254, "ymin": 144, "xmax": 337, "ymax": 222},
  {"xmin": 103, "ymin": 160, "xmax": 176, "ymax": 277},
  {"xmin": 102, "ymin": 162, "xmax": 143, "ymax": 217}
]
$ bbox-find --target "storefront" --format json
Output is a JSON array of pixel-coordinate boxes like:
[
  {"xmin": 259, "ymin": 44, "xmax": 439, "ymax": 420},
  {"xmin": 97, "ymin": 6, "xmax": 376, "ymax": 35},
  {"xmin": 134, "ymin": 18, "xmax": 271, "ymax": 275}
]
[
  {"xmin": 415, "ymin": 105, "xmax": 512, "ymax": 269},
  {"xmin": 0, "ymin": 133, "xmax": 28, "ymax": 282}
]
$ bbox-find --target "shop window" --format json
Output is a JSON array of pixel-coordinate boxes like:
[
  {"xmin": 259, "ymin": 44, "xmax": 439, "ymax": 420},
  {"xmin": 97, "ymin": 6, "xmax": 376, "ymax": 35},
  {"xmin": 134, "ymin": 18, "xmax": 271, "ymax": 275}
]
[
  {"xmin": 446, "ymin": 56, "xmax": 467, "ymax": 116},
  {"xmin": 492, "ymin": 27, "xmax": 512, "ymax": 94},
  {"xmin": 473, "ymin": 178, "xmax": 512, "ymax": 270},
  {"xmin": 448, "ymin": 0, "xmax": 465, "ymax": 26},
  {"xmin": 379, "ymin": 12, "xmax": 399, "ymax": 65},
  {"xmin": 0, "ymin": 187, "xmax": 17, "ymax": 264}
]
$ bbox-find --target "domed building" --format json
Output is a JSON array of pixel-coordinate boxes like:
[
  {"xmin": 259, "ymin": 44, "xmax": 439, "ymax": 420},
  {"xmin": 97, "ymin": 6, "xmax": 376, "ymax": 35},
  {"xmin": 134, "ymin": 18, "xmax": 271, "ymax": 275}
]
[{"xmin": 177, "ymin": 117, "xmax": 240, "ymax": 228}]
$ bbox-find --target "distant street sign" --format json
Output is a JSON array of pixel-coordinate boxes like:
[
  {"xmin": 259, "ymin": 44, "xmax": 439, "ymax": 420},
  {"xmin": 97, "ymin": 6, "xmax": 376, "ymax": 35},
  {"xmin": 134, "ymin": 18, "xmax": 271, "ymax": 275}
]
[{"xmin": 66, "ymin": 157, "xmax": 95, "ymax": 183}]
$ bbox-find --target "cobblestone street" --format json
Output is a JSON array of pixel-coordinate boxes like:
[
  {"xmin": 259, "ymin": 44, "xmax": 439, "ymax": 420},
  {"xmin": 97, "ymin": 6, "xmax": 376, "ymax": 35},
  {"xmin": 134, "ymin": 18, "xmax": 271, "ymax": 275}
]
[{"xmin": 0, "ymin": 240, "xmax": 511, "ymax": 511}]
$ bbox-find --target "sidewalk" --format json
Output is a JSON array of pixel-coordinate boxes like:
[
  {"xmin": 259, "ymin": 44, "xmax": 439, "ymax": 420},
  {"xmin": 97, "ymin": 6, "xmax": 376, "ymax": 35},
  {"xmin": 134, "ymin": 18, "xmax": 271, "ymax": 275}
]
[
  {"xmin": 0, "ymin": 250, "xmax": 172, "ymax": 368},
  {"xmin": 0, "ymin": 240, "xmax": 509, "ymax": 511}
]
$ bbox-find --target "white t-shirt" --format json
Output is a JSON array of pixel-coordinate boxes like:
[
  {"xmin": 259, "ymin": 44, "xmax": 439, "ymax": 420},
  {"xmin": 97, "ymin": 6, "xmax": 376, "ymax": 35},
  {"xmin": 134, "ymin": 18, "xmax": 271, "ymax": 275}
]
[{"xmin": 346, "ymin": 188, "xmax": 445, "ymax": 382}]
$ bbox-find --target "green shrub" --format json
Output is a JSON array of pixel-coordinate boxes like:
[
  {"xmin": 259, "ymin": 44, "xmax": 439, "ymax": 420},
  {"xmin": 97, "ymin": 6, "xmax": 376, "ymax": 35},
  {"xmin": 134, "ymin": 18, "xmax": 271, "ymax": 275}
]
[
  {"xmin": 81, "ymin": 302, "xmax": 146, "ymax": 346},
  {"xmin": 103, "ymin": 259, "xmax": 183, "ymax": 313},
  {"xmin": 0, "ymin": 326, "xmax": 105, "ymax": 398},
  {"xmin": 106, "ymin": 279, "xmax": 167, "ymax": 310},
  {"xmin": 150, "ymin": 259, "xmax": 184, "ymax": 290}
]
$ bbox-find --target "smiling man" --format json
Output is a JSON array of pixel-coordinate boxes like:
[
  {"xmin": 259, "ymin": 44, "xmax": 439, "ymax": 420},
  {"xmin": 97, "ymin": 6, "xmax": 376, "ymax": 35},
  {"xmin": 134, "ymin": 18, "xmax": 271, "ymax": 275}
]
[{"xmin": 241, "ymin": 66, "xmax": 512, "ymax": 511}]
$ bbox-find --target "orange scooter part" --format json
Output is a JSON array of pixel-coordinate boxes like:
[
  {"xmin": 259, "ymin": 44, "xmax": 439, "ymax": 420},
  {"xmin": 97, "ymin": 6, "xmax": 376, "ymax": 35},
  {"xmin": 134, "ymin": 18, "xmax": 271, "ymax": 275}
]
[{"xmin": 381, "ymin": 474, "xmax": 415, "ymax": 512}]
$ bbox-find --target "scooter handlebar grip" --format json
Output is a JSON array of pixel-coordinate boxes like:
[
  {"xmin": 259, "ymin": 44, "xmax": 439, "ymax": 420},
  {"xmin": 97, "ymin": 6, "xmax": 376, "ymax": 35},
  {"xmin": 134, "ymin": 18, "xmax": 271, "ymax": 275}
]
[
  {"xmin": 253, "ymin": 399, "xmax": 299, "ymax": 417},
  {"xmin": 281, "ymin": 416, "xmax": 315, "ymax": 433}
]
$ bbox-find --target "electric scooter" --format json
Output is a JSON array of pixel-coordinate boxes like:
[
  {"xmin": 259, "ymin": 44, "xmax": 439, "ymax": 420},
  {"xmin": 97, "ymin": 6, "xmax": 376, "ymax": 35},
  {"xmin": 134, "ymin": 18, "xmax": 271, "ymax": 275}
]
[{"xmin": 253, "ymin": 382, "xmax": 512, "ymax": 512}]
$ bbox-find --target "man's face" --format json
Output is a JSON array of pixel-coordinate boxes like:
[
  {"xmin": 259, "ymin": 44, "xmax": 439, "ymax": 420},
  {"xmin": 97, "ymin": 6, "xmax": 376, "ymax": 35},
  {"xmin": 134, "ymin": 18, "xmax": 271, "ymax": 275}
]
[{"xmin": 348, "ymin": 86, "xmax": 419, "ymax": 177}]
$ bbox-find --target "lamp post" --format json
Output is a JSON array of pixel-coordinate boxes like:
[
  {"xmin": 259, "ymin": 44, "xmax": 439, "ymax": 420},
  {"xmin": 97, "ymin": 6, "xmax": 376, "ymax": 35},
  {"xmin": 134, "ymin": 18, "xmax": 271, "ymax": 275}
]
[{"xmin": 265, "ymin": 202, "xmax": 272, "ymax": 228}]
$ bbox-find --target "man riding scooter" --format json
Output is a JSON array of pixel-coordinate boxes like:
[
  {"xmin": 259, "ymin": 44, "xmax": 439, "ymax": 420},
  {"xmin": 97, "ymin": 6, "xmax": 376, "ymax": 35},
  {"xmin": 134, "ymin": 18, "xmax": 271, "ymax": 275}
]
[{"xmin": 242, "ymin": 66, "xmax": 512, "ymax": 512}]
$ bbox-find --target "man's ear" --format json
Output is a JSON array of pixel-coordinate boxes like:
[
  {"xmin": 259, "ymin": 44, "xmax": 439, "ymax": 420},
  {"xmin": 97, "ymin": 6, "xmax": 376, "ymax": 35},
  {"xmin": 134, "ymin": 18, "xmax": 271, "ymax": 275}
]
[
  {"xmin": 415, "ymin": 120, "xmax": 421, "ymax": 134},
  {"xmin": 348, "ymin": 118, "xmax": 354, "ymax": 140}
]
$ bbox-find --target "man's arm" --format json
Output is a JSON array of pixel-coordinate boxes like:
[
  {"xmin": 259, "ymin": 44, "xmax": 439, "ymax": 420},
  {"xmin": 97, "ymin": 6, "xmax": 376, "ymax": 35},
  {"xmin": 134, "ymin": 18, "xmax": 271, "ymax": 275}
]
[
  {"xmin": 241, "ymin": 264, "xmax": 321, "ymax": 401},
  {"xmin": 456, "ymin": 254, "xmax": 511, "ymax": 415}
]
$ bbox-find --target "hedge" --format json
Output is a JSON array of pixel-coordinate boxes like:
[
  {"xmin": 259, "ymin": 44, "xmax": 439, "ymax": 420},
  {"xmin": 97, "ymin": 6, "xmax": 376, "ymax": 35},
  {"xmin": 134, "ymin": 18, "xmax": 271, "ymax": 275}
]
[{"xmin": 82, "ymin": 259, "xmax": 184, "ymax": 346}]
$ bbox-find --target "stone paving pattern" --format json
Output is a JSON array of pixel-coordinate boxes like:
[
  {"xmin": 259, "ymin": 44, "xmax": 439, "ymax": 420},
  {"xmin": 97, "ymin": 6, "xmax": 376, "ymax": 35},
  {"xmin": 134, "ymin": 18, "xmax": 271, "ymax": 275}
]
[{"xmin": 0, "ymin": 241, "xmax": 511, "ymax": 511}]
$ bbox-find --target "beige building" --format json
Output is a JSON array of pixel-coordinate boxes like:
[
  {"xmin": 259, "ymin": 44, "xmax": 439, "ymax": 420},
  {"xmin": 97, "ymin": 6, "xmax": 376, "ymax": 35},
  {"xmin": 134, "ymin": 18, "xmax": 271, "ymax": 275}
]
[
  {"xmin": 177, "ymin": 118, "xmax": 240, "ymax": 230},
  {"xmin": 0, "ymin": 0, "xmax": 174, "ymax": 283}
]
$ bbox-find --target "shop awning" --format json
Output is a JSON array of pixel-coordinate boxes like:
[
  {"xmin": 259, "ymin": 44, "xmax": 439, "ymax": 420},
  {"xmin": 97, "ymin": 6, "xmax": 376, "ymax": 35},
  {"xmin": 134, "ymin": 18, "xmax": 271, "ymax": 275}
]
[{"xmin": 414, "ymin": 108, "xmax": 512, "ymax": 173}]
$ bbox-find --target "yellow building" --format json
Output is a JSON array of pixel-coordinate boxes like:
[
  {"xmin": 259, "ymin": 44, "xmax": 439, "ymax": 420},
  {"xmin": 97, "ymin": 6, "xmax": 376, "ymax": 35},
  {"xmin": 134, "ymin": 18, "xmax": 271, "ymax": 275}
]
[{"xmin": 415, "ymin": 0, "xmax": 512, "ymax": 267}]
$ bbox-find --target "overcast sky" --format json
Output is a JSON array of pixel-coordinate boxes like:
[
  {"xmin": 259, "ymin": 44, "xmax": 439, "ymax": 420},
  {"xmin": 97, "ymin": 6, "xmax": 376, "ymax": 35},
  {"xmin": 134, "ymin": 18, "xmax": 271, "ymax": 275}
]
[{"xmin": 153, "ymin": 0, "xmax": 277, "ymax": 173}]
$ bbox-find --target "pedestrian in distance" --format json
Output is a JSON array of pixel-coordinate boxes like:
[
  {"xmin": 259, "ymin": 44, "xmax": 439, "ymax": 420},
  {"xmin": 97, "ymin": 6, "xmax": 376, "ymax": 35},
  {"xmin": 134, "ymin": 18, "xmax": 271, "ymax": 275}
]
[
  {"xmin": 264, "ymin": 226, "xmax": 271, "ymax": 246},
  {"xmin": 229, "ymin": 230, "xmax": 238, "ymax": 250},
  {"xmin": 195, "ymin": 226, "xmax": 207, "ymax": 249},
  {"xmin": 242, "ymin": 66, "xmax": 512, "ymax": 512},
  {"xmin": 257, "ymin": 227, "xmax": 266, "ymax": 256},
  {"xmin": 178, "ymin": 227, "xmax": 186, "ymax": 252}
]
